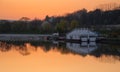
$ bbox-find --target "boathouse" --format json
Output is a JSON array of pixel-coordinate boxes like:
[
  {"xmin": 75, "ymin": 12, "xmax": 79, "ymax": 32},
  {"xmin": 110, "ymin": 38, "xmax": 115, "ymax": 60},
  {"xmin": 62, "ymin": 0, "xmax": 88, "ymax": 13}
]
[{"xmin": 66, "ymin": 28, "xmax": 98, "ymax": 42}]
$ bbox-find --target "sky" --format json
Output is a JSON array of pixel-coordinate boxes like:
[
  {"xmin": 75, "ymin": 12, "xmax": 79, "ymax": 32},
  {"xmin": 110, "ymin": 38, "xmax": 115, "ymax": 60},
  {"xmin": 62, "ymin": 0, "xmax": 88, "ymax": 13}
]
[{"xmin": 0, "ymin": 0, "xmax": 120, "ymax": 20}]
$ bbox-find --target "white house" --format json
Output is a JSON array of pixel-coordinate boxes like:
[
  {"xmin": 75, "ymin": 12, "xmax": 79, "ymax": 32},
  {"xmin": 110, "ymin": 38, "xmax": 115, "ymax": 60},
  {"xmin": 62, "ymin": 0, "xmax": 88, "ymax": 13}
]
[{"xmin": 66, "ymin": 28, "xmax": 98, "ymax": 42}]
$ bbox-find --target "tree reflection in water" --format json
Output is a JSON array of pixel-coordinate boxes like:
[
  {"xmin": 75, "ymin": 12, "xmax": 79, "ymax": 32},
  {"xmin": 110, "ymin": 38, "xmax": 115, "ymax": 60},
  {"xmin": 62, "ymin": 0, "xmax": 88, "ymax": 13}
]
[{"xmin": 0, "ymin": 41, "xmax": 120, "ymax": 61}]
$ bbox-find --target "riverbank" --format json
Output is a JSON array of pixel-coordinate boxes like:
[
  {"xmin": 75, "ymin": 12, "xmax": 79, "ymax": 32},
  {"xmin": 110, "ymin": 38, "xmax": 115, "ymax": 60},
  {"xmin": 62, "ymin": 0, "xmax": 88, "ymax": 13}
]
[{"xmin": 0, "ymin": 34, "xmax": 120, "ymax": 44}]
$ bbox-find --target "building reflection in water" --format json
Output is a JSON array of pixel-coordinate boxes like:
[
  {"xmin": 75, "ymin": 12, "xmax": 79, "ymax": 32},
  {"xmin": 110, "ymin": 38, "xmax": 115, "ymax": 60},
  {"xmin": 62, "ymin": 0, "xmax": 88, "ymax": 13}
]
[
  {"xmin": 66, "ymin": 42, "xmax": 97, "ymax": 55},
  {"xmin": 0, "ymin": 41, "xmax": 120, "ymax": 60}
]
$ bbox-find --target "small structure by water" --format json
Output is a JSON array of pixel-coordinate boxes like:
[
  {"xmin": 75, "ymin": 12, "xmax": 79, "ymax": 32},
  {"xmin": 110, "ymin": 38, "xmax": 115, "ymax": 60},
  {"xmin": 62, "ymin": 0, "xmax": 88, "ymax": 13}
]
[{"xmin": 66, "ymin": 28, "xmax": 98, "ymax": 42}]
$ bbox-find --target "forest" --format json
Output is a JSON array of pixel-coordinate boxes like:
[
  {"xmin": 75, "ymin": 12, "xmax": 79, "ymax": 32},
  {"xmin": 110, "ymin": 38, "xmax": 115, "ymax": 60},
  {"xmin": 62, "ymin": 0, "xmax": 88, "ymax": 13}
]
[{"xmin": 0, "ymin": 4, "xmax": 120, "ymax": 37}]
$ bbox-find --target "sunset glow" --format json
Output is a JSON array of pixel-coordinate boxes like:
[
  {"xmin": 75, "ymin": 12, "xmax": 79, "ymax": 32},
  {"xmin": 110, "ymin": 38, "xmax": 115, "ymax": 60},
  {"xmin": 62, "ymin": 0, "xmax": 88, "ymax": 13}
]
[
  {"xmin": 0, "ymin": 0, "xmax": 120, "ymax": 20},
  {"xmin": 0, "ymin": 43, "xmax": 120, "ymax": 72}
]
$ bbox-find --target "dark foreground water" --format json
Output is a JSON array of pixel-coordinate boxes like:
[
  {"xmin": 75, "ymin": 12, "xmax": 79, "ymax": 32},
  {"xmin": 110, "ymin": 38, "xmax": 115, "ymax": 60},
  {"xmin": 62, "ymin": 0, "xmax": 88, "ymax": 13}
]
[{"xmin": 0, "ymin": 41, "xmax": 120, "ymax": 72}]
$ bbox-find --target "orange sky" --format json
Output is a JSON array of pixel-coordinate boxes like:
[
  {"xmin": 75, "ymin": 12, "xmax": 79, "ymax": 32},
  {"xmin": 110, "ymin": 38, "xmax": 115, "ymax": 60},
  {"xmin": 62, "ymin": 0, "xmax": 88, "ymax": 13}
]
[{"xmin": 0, "ymin": 0, "xmax": 120, "ymax": 20}]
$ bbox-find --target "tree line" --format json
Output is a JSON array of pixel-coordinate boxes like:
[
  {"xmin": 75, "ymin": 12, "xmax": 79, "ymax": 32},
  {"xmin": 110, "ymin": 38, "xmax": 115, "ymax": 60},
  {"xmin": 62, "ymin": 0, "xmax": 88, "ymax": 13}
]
[{"xmin": 0, "ymin": 7, "xmax": 120, "ymax": 34}]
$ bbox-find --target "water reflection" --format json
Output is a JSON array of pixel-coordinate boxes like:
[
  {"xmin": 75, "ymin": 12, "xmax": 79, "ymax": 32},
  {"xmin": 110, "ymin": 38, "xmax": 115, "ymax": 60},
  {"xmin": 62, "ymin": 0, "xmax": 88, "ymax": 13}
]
[
  {"xmin": 0, "ymin": 41, "xmax": 120, "ymax": 61},
  {"xmin": 0, "ymin": 41, "xmax": 120, "ymax": 72},
  {"xmin": 66, "ymin": 42, "xmax": 97, "ymax": 55}
]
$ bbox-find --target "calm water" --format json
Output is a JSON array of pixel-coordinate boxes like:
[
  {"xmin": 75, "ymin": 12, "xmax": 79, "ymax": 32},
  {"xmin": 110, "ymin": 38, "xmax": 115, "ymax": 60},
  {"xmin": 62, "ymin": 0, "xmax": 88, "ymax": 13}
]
[{"xmin": 0, "ymin": 41, "xmax": 120, "ymax": 72}]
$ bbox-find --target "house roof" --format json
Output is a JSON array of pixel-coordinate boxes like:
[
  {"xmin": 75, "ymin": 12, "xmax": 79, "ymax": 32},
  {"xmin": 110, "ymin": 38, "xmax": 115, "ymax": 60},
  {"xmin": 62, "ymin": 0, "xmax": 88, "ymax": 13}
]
[{"xmin": 67, "ymin": 28, "xmax": 98, "ymax": 36}]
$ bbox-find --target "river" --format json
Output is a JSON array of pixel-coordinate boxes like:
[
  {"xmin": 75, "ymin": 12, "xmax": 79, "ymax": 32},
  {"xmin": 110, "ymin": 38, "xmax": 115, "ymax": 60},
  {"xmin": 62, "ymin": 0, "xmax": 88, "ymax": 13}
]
[{"xmin": 0, "ymin": 41, "xmax": 120, "ymax": 72}]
